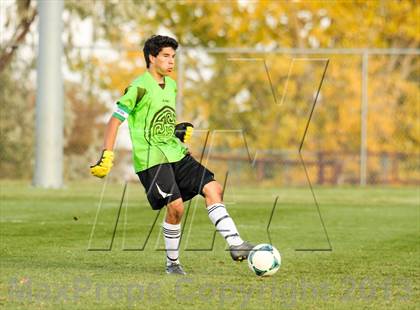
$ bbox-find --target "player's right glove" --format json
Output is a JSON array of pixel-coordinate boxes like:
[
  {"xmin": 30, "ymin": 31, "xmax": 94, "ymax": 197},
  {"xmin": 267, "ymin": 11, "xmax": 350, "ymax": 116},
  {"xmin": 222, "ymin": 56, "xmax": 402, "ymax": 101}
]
[
  {"xmin": 90, "ymin": 150, "xmax": 114, "ymax": 178},
  {"xmin": 174, "ymin": 122, "xmax": 194, "ymax": 143}
]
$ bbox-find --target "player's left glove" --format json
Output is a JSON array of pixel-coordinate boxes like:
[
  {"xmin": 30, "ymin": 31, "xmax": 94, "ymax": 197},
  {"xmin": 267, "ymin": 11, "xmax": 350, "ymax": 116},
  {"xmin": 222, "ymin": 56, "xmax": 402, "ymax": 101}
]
[
  {"xmin": 90, "ymin": 150, "xmax": 114, "ymax": 178},
  {"xmin": 174, "ymin": 122, "xmax": 194, "ymax": 143}
]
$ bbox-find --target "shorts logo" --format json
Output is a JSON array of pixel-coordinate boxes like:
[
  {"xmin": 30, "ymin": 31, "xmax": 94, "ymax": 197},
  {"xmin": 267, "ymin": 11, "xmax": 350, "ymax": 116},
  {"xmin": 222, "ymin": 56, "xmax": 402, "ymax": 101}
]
[{"xmin": 156, "ymin": 183, "xmax": 173, "ymax": 198}]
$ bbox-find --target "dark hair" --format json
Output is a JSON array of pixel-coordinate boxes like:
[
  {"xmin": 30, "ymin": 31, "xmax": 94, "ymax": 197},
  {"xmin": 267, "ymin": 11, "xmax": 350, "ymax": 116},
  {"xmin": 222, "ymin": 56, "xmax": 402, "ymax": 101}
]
[{"xmin": 143, "ymin": 35, "xmax": 178, "ymax": 68}]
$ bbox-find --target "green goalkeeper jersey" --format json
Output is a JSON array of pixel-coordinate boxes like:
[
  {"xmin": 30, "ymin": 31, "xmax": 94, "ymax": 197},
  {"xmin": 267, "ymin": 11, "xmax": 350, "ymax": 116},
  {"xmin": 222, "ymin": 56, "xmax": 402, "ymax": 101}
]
[{"xmin": 112, "ymin": 71, "xmax": 188, "ymax": 172}]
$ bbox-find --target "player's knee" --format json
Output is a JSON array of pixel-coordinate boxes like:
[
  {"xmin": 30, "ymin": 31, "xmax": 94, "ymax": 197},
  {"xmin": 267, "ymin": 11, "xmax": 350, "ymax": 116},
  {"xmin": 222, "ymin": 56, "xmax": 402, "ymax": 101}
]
[
  {"xmin": 167, "ymin": 199, "xmax": 184, "ymax": 219},
  {"xmin": 213, "ymin": 182, "xmax": 223, "ymax": 198},
  {"xmin": 203, "ymin": 181, "xmax": 223, "ymax": 200}
]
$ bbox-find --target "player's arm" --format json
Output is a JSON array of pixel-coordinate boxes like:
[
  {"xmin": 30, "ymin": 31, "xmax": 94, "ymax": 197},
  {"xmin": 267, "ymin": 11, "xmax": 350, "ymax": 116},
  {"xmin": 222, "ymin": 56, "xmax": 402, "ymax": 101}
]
[
  {"xmin": 90, "ymin": 85, "xmax": 140, "ymax": 178},
  {"xmin": 90, "ymin": 116, "xmax": 122, "ymax": 178},
  {"xmin": 103, "ymin": 116, "xmax": 122, "ymax": 150}
]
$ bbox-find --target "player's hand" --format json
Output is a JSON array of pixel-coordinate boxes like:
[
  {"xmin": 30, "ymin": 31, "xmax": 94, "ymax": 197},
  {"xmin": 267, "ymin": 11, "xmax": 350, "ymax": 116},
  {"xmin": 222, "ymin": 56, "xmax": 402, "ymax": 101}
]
[
  {"xmin": 174, "ymin": 122, "xmax": 194, "ymax": 143},
  {"xmin": 90, "ymin": 150, "xmax": 114, "ymax": 178}
]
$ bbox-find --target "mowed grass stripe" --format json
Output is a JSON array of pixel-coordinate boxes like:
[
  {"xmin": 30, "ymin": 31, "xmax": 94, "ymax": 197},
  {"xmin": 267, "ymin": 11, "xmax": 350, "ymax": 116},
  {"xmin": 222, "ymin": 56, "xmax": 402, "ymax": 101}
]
[{"xmin": 0, "ymin": 181, "xmax": 418, "ymax": 309}]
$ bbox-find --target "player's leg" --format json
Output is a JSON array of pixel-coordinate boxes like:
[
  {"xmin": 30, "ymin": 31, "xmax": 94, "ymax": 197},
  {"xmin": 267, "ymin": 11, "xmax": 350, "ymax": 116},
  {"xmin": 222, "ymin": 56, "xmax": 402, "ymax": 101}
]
[
  {"xmin": 202, "ymin": 181, "xmax": 242, "ymax": 245},
  {"xmin": 163, "ymin": 197, "xmax": 185, "ymax": 274},
  {"xmin": 202, "ymin": 181, "xmax": 254, "ymax": 261},
  {"xmin": 165, "ymin": 197, "xmax": 184, "ymax": 224},
  {"xmin": 172, "ymin": 155, "xmax": 254, "ymax": 261},
  {"xmin": 137, "ymin": 164, "xmax": 186, "ymax": 274}
]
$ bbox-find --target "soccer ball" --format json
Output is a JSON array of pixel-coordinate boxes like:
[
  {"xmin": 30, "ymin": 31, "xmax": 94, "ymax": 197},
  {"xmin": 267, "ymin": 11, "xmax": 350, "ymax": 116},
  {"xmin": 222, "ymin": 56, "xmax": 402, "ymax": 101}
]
[{"xmin": 248, "ymin": 244, "xmax": 281, "ymax": 276}]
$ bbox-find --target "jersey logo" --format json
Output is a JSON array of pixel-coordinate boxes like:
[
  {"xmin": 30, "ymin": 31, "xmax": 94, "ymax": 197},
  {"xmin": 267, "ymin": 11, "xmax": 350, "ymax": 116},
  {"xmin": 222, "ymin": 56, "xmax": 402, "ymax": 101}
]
[
  {"xmin": 156, "ymin": 183, "xmax": 173, "ymax": 198},
  {"xmin": 148, "ymin": 106, "xmax": 176, "ymax": 143}
]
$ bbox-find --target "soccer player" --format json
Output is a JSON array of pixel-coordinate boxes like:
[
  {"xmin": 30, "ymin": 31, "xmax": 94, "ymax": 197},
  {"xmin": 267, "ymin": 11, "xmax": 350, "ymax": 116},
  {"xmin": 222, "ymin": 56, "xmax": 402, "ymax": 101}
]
[{"xmin": 90, "ymin": 35, "xmax": 253, "ymax": 275}]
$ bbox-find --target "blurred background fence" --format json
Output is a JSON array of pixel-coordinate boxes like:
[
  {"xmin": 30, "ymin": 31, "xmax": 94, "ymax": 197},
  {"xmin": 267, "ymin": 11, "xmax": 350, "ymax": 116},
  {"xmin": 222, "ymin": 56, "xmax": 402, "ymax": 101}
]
[{"xmin": 1, "ymin": 0, "xmax": 418, "ymax": 187}]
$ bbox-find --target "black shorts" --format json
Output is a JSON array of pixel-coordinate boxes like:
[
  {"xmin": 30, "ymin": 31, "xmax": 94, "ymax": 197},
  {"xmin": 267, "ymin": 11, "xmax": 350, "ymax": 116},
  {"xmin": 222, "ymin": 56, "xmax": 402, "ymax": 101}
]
[{"xmin": 137, "ymin": 154, "xmax": 215, "ymax": 210}]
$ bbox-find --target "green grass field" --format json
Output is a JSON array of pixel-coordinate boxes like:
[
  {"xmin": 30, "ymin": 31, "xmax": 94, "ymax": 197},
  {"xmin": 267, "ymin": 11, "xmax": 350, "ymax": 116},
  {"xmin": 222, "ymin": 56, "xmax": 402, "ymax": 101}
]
[{"xmin": 1, "ymin": 180, "xmax": 419, "ymax": 309}]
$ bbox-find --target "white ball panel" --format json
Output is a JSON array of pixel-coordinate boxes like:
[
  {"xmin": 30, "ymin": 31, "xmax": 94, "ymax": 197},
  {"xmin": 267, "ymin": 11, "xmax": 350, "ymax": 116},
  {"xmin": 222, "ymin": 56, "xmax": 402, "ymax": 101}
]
[{"xmin": 252, "ymin": 251, "xmax": 274, "ymax": 271}]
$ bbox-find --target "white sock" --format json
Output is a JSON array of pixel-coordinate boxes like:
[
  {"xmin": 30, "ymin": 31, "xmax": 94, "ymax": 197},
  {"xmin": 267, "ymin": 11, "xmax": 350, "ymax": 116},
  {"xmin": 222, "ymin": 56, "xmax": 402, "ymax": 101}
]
[
  {"xmin": 207, "ymin": 203, "xmax": 243, "ymax": 246},
  {"xmin": 163, "ymin": 222, "xmax": 181, "ymax": 266}
]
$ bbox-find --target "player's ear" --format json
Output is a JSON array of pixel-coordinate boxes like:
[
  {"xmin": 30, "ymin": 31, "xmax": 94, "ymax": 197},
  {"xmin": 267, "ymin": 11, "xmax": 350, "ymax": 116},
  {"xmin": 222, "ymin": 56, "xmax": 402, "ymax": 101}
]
[{"xmin": 149, "ymin": 54, "xmax": 156, "ymax": 66}]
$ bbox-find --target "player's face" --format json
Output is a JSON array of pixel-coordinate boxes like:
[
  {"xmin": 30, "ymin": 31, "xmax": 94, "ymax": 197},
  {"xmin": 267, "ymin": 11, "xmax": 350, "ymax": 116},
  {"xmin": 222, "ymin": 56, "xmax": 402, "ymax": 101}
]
[{"xmin": 151, "ymin": 47, "xmax": 176, "ymax": 76}]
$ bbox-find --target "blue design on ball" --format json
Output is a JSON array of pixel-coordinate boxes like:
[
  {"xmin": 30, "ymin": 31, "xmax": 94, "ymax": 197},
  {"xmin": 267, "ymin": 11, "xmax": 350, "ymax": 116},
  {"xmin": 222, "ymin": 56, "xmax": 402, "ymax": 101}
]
[
  {"xmin": 270, "ymin": 257, "xmax": 280, "ymax": 270},
  {"xmin": 252, "ymin": 266, "xmax": 266, "ymax": 276},
  {"xmin": 258, "ymin": 244, "xmax": 273, "ymax": 253}
]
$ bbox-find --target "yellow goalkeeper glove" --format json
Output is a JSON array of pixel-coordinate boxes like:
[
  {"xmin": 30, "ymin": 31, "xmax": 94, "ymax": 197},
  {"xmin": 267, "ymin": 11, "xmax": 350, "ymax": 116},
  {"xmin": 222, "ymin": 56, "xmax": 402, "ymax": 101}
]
[
  {"xmin": 174, "ymin": 122, "xmax": 194, "ymax": 143},
  {"xmin": 90, "ymin": 150, "xmax": 114, "ymax": 178}
]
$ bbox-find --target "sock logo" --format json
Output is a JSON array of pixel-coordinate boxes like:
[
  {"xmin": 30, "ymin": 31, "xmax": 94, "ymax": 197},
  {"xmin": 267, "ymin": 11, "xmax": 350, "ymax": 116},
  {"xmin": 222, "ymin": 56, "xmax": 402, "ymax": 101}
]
[{"xmin": 156, "ymin": 183, "xmax": 173, "ymax": 198}]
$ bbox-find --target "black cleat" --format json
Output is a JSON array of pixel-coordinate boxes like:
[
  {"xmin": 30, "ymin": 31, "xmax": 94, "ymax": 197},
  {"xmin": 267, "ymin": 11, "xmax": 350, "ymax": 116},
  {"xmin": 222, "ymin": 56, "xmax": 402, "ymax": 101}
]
[
  {"xmin": 165, "ymin": 263, "xmax": 187, "ymax": 275},
  {"xmin": 229, "ymin": 241, "xmax": 255, "ymax": 261}
]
